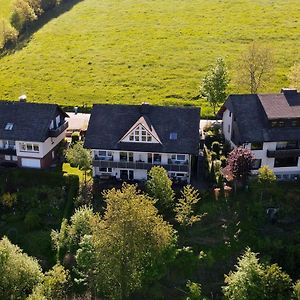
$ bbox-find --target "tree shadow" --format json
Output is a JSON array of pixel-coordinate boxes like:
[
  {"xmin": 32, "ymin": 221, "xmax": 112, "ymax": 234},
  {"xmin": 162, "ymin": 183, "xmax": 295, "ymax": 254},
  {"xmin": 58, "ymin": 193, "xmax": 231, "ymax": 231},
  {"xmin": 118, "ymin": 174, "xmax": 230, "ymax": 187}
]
[{"xmin": 1, "ymin": 0, "xmax": 84, "ymax": 57}]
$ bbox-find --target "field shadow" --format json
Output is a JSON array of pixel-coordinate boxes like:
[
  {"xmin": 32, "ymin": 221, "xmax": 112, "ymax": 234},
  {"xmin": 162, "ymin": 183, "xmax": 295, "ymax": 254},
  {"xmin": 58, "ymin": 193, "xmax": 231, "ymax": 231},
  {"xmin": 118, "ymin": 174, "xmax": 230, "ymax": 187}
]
[{"xmin": 1, "ymin": 0, "xmax": 84, "ymax": 56}]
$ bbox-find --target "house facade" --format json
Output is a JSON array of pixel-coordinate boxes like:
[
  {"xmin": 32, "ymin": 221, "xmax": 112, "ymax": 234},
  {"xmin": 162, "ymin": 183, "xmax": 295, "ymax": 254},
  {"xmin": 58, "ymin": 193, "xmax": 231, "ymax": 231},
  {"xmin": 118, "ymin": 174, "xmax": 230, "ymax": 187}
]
[
  {"xmin": 220, "ymin": 88, "xmax": 300, "ymax": 180},
  {"xmin": 84, "ymin": 103, "xmax": 200, "ymax": 182},
  {"xmin": 0, "ymin": 100, "xmax": 68, "ymax": 168}
]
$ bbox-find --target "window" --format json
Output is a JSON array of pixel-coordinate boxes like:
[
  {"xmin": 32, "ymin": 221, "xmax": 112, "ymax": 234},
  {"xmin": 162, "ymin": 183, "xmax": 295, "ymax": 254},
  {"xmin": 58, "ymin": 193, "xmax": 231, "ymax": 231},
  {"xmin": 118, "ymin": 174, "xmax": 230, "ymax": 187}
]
[
  {"xmin": 3, "ymin": 140, "xmax": 15, "ymax": 149},
  {"xmin": 169, "ymin": 132, "xmax": 177, "ymax": 140},
  {"xmin": 229, "ymin": 111, "xmax": 232, "ymax": 117},
  {"xmin": 153, "ymin": 154, "xmax": 161, "ymax": 163},
  {"xmin": 120, "ymin": 152, "xmax": 128, "ymax": 161},
  {"xmin": 99, "ymin": 167, "xmax": 112, "ymax": 173},
  {"xmin": 176, "ymin": 154, "xmax": 186, "ymax": 161},
  {"xmin": 251, "ymin": 142, "xmax": 263, "ymax": 150},
  {"xmin": 128, "ymin": 152, "xmax": 133, "ymax": 162},
  {"xmin": 276, "ymin": 141, "xmax": 299, "ymax": 150},
  {"xmin": 128, "ymin": 125, "xmax": 152, "ymax": 142},
  {"xmin": 291, "ymin": 120, "xmax": 300, "ymax": 127},
  {"xmin": 252, "ymin": 159, "xmax": 262, "ymax": 170},
  {"xmin": 19, "ymin": 143, "xmax": 39, "ymax": 152},
  {"xmin": 271, "ymin": 121, "xmax": 278, "ymax": 128},
  {"xmin": 5, "ymin": 123, "xmax": 13, "ymax": 130},
  {"xmin": 274, "ymin": 157, "xmax": 298, "ymax": 168}
]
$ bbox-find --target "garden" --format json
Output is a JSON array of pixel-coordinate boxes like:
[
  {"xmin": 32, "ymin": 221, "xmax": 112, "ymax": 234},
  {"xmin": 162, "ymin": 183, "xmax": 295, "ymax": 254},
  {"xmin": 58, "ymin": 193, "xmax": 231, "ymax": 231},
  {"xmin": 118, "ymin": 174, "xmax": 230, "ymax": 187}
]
[{"xmin": 0, "ymin": 168, "xmax": 79, "ymax": 268}]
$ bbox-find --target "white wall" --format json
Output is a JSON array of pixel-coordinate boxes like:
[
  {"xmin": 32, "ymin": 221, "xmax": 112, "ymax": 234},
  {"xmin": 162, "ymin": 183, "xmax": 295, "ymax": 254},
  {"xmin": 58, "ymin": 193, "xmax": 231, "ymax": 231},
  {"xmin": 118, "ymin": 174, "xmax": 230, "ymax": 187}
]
[
  {"xmin": 16, "ymin": 130, "xmax": 66, "ymax": 158},
  {"xmin": 246, "ymin": 142, "xmax": 300, "ymax": 175},
  {"xmin": 222, "ymin": 109, "xmax": 236, "ymax": 148}
]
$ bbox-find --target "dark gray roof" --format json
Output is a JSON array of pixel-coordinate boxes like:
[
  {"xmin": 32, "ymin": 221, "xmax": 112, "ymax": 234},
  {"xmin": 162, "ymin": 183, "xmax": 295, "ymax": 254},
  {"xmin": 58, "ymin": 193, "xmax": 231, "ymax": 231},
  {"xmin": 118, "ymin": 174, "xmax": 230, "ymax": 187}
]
[
  {"xmin": 84, "ymin": 104, "xmax": 200, "ymax": 155},
  {"xmin": 0, "ymin": 101, "xmax": 67, "ymax": 142},
  {"xmin": 222, "ymin": 91, "xmax": 300, "ymax": 143}
]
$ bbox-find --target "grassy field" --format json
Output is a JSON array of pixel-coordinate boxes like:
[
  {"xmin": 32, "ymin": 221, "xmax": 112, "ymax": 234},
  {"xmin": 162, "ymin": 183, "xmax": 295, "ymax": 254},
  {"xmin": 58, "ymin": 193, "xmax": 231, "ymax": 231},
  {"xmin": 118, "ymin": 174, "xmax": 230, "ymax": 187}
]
[
  {"xmin": 0, "ymin": 0, "xmax": 12, "ymax": 20},
  {"xmin": 0, "ymin": 0, "xmax": 300, "ymax": 116}
]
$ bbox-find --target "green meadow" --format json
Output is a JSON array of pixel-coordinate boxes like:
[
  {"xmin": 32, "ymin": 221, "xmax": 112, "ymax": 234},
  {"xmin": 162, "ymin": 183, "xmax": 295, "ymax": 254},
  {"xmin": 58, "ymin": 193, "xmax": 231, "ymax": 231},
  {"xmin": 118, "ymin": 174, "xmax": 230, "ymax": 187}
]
[
  {"xmin": 0, "ymin": 0, "xmax": 12, "ymax": 20},
  {"xmin": 0, "ymin": 0, "xmax": 300, "ymax": 115}
]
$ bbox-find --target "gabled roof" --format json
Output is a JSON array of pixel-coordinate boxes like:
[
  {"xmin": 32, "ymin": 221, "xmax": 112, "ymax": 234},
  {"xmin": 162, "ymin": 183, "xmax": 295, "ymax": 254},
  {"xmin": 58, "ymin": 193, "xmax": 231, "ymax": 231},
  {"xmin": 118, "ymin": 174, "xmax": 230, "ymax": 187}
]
[
  {"xmin": 0, "ymin": 101, "xmax": 68, "ymax": 142},
  {"xmin": 84, "ymin": 104, "xmax": 200, "ymax": 155},
  {"xmin": 119, "ymin": 115, "xmax": 162, "ymax": 143},
  {"xmin": 219, "ymin": 90, "xmax": 300, "ymax": 143}
]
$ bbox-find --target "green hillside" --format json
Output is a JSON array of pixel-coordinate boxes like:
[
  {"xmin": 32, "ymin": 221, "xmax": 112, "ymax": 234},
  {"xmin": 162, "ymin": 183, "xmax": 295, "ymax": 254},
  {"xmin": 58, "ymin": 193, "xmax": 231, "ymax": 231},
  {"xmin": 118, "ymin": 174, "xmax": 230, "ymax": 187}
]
[
  {"xmin": 0, "ymin": 0, "xmax": 300, "ymax": 115},
  {"xmin": 0, "ymin": 0, "xmax": 12, "ymax": 20}
]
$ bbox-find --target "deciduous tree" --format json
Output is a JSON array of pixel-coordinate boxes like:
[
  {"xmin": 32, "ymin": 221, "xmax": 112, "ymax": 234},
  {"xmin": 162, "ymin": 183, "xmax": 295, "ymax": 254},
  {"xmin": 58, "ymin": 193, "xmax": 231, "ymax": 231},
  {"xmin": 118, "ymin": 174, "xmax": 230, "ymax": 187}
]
[
  {"xmin": 223, "ymin": 248, "xmax": 293, "ymax": 300},
  {"xmin": 0, "ymin": 237, "xmax": 43, "ymax": 299},
  {"xmin": 200, "ymin": 57, "xmax": 230, "ymax": 115},
  {"xmin": 146, "ymin": 166, "xmax": 175, "ymax": 212},
  {"xmin": 236, "ymin": 42, "xmax": 273, "ymax": 94}
]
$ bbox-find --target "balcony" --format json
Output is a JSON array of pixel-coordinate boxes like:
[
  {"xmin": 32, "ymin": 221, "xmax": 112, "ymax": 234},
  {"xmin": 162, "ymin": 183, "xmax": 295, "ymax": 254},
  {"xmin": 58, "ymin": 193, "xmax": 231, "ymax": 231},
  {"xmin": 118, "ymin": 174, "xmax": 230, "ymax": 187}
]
[
  {"xmin": 0, "ymin": 147, "xmax": 16, "ymax": 155},
  {"xmin": 267, "ymin": 149, "xmax": 300, "ymax": 158},
  {"xmin": 93, "ymin": 160, "xmax": 189, "ymax": 172},
  {"xmin": 49, "ymin": 121, "xmax": 68, "ymax": 138}
]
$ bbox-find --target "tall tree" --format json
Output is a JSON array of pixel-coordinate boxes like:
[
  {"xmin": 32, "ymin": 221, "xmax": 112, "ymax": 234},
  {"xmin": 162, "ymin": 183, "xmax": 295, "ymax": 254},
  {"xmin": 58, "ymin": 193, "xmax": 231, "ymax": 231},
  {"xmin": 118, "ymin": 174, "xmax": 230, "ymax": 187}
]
[
  {"xmin": 200, "ymin": 57, "xmax": 230, "ymax": 115},
  {"xmin": 65, "ymin": 141, "xmax": 91, "ymax": 186},
  {"xmin": 146, "ymin": 166, "xmax": 175, "ymax": 212},
  {"xmin": 53, "ymin": 185, "xmax": 176, "ymax": 299},
  {"xmin": 236, "ymin": 42, "xmax": 273, "ymax": 94},
  {"xmin": 223, "ymin": 248, "xmax": 293, "ymax": 300},
  {"xmin": 0, "ymin": 236, "xmax": 43, "ymax": 299},
  {"xmin": 175, "ymin": 185, "xmax": 206, "ymax": 228},
  {"xmin": 226, "ymin": 147, "xmax": 254, "ymax": 184},
  {"xmin": 288, "ymin": 62, "xmax": 300, "ymax": 90}
]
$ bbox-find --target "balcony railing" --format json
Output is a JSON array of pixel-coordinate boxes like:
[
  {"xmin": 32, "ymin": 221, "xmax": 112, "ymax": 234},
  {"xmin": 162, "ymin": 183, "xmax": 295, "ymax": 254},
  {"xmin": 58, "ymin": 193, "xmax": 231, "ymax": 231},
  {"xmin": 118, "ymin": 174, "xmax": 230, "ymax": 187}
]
[
  {"xmin": 0, "ymin": 147, "xmax": 16, "ymax": 155},
  {"xmin": 49, "ymin": 121, "xmax": 68, "ymax": 138},
  {"xmin": 93, "ymin": 160, "xmax": 189, "ymax": 172},
  {"xmin": 267, "ymin": 149, "xmax": 300, "ymax": 158}
]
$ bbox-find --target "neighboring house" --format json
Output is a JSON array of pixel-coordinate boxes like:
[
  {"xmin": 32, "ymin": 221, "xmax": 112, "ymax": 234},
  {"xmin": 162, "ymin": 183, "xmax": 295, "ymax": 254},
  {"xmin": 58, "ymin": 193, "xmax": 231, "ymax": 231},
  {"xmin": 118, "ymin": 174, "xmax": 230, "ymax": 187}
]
[
  {"xmin": 0, "ymin": 100, "xmax": 68, "ymax": 168},
  {"xmin": 84, "ymin": 103, "xmax": 200, "ymax": 182},
  {"xmin": 219, "ymin": 88, "xmax": 300, "ymax": 180}
]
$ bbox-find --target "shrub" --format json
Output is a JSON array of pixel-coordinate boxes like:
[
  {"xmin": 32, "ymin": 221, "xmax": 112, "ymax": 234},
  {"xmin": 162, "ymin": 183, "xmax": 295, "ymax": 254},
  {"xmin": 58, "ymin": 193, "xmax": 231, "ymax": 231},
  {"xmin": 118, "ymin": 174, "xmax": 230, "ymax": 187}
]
[
  {"xmin": 1, "ymin": 192, "xmax": 17, "ymax": 208},
  {"xmin": 71, "ymin": 131, "xmax": 80, "ymax": 143},
  {"xmin": 211, "ymin": 141, "xmax": 221, "ymax": 154},
  {"xmin": 0, "ymin": 19, "xmax": 18, "ymax": 49}
]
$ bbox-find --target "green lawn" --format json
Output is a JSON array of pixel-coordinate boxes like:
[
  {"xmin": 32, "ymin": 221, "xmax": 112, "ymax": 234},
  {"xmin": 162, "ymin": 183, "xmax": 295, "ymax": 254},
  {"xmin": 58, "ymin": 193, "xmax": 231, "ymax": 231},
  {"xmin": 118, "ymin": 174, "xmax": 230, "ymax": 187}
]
[
  {"xmin": 0, "ymin": 0, "xmax": 300, "ymax": 116},
  {"xmin": 0, "ymin": 0, "xmax": 12, "ymax": 20},
  {"xmin": 62, "ymin": 162, "xmax": 91, "ymax": 182}
]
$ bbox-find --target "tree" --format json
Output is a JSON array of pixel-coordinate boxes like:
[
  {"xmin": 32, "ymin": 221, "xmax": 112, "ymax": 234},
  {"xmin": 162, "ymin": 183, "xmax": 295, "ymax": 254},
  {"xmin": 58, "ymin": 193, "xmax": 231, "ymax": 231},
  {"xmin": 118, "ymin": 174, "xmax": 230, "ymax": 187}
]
[
  {"xmin": 65, "ymin": 141, "xmax": 91, "ymax": 186},
  {"xmin": 288, "ymin": 62, "xmax": 300, "ymax": 90},
  {"xmin": 200, "ymin": 57, "xmax": 230, "ymax": 115},
  {"xmin": 175, "ymin": 185, "xmax": 206, "ymax": 227},
  {"xmin": 294, "ymin": 280, "xmax": 300, "ymax": 300},
  {"xmin": 146, "ymin": 166, "xmax": 175, "ymax": 212},
  {"xmin": 223, "ymin": 248, "xmax": 293, "ymax": 300},
  {"xmin": 236, "ymin": 42, "xmax": 273, "ymax": 94},
  {"xmin": 0, "ymin": 19, "xmax": 18, "ymax": 49},
  {"xmin": 226, "ymin": 147, "xmax": 254, "ymax": 184},
  {"xmin": 0, "ymin": 236, "xmax": 43, "ymax": 299},
  {"xmin": 27, "ymin": 264, "xmax": 70, "ymax": 300},
  {"xmin": 257, "ymin": 165, "xmax": 276, "ymax": 200},
  {"xmin": 53, "ymin": 184, "xmax": 176, "ymax": 299}
]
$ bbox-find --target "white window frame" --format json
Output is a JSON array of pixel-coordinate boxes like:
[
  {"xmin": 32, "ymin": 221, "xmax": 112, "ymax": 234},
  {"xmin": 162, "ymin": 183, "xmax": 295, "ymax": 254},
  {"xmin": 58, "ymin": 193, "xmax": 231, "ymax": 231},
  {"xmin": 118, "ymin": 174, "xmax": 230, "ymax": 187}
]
[{"xmin": 128, "ymin": 125, "xmax": 153, "ymax": 143}]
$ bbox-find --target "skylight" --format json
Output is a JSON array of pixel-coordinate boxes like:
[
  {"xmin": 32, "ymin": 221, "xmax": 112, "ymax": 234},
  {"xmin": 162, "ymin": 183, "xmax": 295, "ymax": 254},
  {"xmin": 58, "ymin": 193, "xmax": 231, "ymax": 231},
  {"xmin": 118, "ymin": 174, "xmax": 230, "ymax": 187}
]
[
  {"xmin": 4, "ymin": 123, "xmax": 14, "ymax": 131},
  {"xmin": 169, "ymin": 132, "xmax": 177, "ymax": 140}
]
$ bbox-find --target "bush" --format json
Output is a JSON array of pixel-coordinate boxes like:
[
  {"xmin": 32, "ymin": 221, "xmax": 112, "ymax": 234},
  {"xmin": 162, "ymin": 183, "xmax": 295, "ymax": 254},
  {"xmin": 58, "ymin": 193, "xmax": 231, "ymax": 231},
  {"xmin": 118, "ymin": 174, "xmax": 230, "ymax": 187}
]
[
  {"xmin": 0, "ymin": 19, "xmax": 18, "ymax": 49},
  {"xmin": 1, "ymin": 192, "xmax": 17, "ymax": 208},
  {"xmin": 211, "ymin": 141, "xmax": 221, "ymax": 154},
  {"xmin": 24, "ymin": 211, "xmax": 41, "ymax": 230},
  {"xmin": 71, "ymin": 131, "xmax": 80, "ymax": 143},
  {"xmin": 63, "ymin": 174, "xmax": 79, "ymax": 219}
]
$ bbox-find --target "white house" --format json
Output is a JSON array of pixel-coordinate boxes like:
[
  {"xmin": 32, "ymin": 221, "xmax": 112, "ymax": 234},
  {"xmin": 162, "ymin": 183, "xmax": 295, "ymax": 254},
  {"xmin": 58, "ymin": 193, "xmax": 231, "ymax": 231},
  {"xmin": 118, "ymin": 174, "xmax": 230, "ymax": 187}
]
[
  {"xmin": 84, "ymin": 103, "xmax": 201, "ymax": 182},
  {"xmin": 0, "ymin": 100, "xmax": 68, "ymax": 168},
  {"xmin": 219, "ymin": 88, "xmax": 300, "ymax": 180}
]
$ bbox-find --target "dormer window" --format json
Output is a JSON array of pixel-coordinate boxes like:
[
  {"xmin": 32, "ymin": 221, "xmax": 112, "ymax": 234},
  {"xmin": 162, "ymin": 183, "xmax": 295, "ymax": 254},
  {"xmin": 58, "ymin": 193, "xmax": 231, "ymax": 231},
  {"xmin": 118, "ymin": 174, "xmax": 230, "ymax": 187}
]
[{"xmin": 5, "ymin": 123, "xmax": 14, "ymax": 130}]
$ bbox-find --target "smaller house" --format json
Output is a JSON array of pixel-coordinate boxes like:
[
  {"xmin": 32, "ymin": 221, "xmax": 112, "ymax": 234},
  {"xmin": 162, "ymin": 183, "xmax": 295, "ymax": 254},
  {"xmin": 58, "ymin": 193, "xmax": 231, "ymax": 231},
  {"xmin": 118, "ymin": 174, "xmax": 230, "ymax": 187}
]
[
  {"xmin": 84, "ymin": 103, "xmax": 200, "ymax": 182},
  {"xmin": 219, "ymin": 88, "xmax": 300, "ymax": 180},
  {"xmin": 0, "ymin": 100, "xmax": 68, "ymax": 168}
]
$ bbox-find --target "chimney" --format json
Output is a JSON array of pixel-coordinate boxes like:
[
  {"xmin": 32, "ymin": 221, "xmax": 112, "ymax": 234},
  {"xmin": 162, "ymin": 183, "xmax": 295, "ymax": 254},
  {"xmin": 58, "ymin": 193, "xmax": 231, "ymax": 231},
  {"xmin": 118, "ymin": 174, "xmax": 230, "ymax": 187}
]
[
  {"xmin": 140, "ymin": 102, "xmax": 150, "ymax": 115},
  {"xmin": 74, "ymin": 106, "xmax": 78, "ymax": 115},
  {"xmin": 281, "ymin": 88, "xmax": 298, "ymax": 95},
  {"xmin": 19, "ymin": 95, "xmax": 27, "ymax": 102}
]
